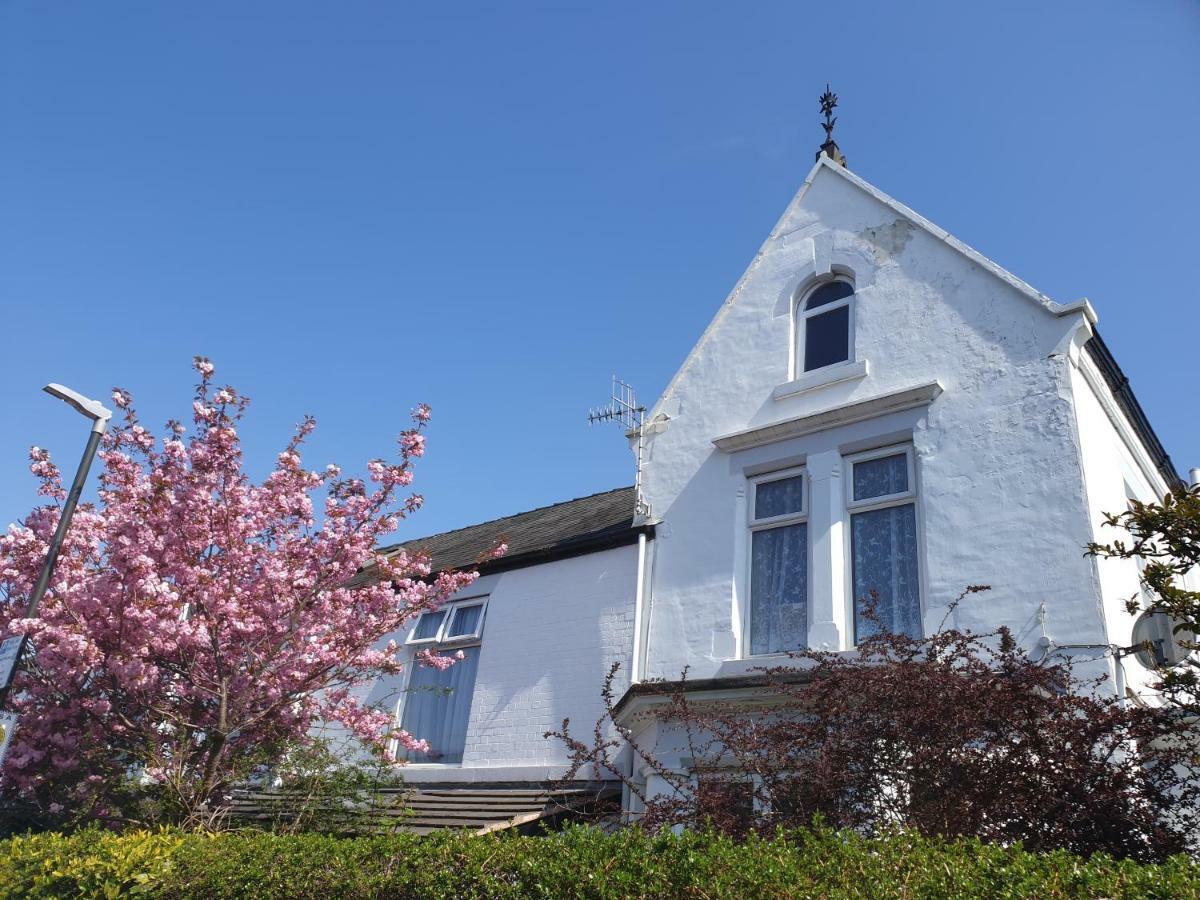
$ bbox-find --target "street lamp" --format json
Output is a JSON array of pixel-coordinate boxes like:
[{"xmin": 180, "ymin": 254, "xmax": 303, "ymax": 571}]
[
  {"xmin": 0, "ymin": 384, "xmax": 112, "ymax": 737},
  {"xmin": 23, "ymin": 385, "xmax": 113, "ymax": 619},
  {"xmin": 1, "ymin": 385, "xmax": 112, "ymax": 709}
]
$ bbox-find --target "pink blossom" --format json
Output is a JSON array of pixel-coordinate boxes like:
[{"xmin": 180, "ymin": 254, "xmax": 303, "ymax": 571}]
[
  {"xmin": 0, "ymin": 365, "xmax": 473, "ymax": 822},
  {"xmin": 415, "ymin": 648, "xmax": 463, "ymax": 671},
  {"xmin": 29, "ymin": 447, "xmax": 67, "ymax": 501}
]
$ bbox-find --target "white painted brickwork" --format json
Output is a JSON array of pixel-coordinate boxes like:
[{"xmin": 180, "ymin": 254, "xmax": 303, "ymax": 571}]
[
  {"xmin": 459, "ymin": 546, "xmax": 637, "ymax": 769},
  {"xmin": 370, "ymin": 545, "xmax": 639, "ymax": 783}
]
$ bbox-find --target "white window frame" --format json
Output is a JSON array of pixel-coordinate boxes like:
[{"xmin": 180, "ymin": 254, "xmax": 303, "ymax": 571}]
[
  {"xmin": 845, "ymin": 445, "xmax": 917, "ymax": 513},
  {"xmin": 405, "ymin": 597, "xmax": 489, "ymax": 647},
  {"xmin": 442, "ymin": 600, "xmax": 488, "ymax": 642},
  {"xmin": 843, "ymin": 444, "xmax": 922, "ymax": 645},
  {"xmin": 795, "ymin": 277, "xmax": 855, "ymax": 376},
  {"xmin": 744, "ymin": 467, "xmax": 809, "ymax": 657}
]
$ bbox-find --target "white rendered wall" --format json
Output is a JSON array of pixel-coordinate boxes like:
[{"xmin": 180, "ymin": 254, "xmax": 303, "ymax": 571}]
[
  {"xmin": 638, "ymin": 161, "xmax": 1108, "ymax": 682},
  {"xmin": 355, "ymin": 544, "xmax": 639, "ymax": 782},
  {"xmin": 1068, "ymin": 354, "xmax": 1176, "ymax": 699}
]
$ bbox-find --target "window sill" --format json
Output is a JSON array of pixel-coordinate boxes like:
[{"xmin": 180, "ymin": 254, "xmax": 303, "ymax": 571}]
[
  {"xmin": 773, "ymin": 359, "xmax": 869, "ymax": 401},
  {"xmin": 401, "ymin": 763, "xmax": 463, "ymax": 769}
]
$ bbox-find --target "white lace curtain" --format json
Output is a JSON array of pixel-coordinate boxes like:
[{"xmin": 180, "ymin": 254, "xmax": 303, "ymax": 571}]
[
  {"xmin": 399, "ymin": 646, "xmax": 481, "ymax": 764},
  {"xmin": 750, "ymin": 523, "xmax": 809, "ymax": 655},
  {"xmin": 852, "ymin": 503, "xmax": 920, "ymax": 641}
]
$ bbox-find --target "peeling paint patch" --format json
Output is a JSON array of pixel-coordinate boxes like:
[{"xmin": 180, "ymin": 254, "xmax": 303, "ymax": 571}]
[{"xmin": 859, "ymin": 218, "xmax": 914, "ymax": 263}]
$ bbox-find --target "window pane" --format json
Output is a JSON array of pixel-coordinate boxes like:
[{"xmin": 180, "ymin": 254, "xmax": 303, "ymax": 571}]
[
  {"xmin": 754, "ymin": 475, "xmax": 803, "ymax": 520},
  {"xmin": 803, "ymin": 305, "xmax": 850, "ymax": 371},
  {"xmin": 446, "ymin": 604, "xmax": 483, "ymax": 638},
  {"xmin": 412, "ymin": 610, "xmax": 446, "ymax": 641},
  {"xmin": 805, "ymin": 281, "xmax": 854, "ymax": 309},
  {"xmin": 400, "ymin": 646, "xmax": 481, "ymax": 764},
  {"xmin": 750, "ymin": 523, "xmax": 808, "ymax": 655},
  {"xmin": 853, "ymin": 454, "xmax": 909, "ymax": 501},
  {"xmin": 852, "ymin": 503, "xmax": 920, "ymax": 643}
]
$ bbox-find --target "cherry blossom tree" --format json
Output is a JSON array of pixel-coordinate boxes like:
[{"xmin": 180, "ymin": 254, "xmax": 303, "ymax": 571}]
[{"xmin": 0, "ymin": 358, "xmax": 479, "ymax": 826}]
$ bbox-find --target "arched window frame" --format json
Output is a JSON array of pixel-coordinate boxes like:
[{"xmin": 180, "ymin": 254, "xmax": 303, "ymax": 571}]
[{"xmin": 793, "ymin": 274, "xmax": 856, "ymax": 378}]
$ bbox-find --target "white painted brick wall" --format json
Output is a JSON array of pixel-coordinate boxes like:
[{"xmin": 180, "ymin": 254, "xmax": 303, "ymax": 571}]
[
  {"xmin": 323, "ymin": 544, "xmax": 638, "ymax": 782},
  {"xmin": 457, "ymin": 545, "xmax": 637, "ymax": 769}
]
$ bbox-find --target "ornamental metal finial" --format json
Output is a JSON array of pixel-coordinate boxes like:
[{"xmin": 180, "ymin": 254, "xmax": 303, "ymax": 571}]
[{"xmin": 816, "ymin": 84, "xmax": 847, "ymax": 167}]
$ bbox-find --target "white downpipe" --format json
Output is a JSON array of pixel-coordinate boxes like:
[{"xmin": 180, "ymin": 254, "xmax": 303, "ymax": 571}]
[
  {"xmin": 631, "ymin": 532, "xmax": 647, "ymax": 683},
  {"xmin": 1114, "ymin": 654, "xmax": 1128, "ymax": 707}
]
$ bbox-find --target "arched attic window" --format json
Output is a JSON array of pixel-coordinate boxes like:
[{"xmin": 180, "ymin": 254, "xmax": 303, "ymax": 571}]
[{"xmin": 797, "ymin": 279, "xmax": 854, "ymax": 373}]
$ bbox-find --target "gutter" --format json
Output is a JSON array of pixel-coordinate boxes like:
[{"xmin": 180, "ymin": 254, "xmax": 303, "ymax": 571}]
[
  {"xmin": 1084, "ymin": 330, "xmax": 1183, "ymax": 491},
  {"xmin": 472, "ymin": 523, "xmax": 656, "ymax": 577}
]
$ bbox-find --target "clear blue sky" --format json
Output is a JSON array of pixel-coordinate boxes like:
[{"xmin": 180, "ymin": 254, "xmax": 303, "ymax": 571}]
[{"xmin": 1, "ymin": 2, "xmax": 1196, "ymax": 540}]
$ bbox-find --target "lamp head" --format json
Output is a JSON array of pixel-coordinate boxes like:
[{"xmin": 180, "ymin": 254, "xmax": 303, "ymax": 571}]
[{"xmin": 43, "ymin": 384, "xmax": 113, "ymax": 425}]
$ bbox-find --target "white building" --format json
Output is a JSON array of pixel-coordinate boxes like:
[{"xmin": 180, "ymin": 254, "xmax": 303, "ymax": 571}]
[{"xmin": 354, "ymin": 148, "xmax": 1187, "ymax": 831}]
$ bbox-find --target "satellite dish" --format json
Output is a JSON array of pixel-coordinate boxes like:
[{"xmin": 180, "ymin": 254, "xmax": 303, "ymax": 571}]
[{"xmin": 1131, "ymin": 609, "xmax": 1195, "ymax": 669}]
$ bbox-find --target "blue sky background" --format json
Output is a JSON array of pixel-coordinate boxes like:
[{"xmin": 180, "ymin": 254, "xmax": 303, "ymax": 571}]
[{"xmin": 1, "ymin": 1, "xmax": 1196, "ymax": 540}]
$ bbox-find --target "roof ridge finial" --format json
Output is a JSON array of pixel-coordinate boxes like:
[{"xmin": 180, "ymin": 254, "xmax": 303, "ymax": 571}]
[{"xmin": 816, "ymin": 84, "xmax": 847, "ymax": 167}]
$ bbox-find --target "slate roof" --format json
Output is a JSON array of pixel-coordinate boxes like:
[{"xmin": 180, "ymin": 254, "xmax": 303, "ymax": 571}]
[{"xmin": 380, "ymin": 486, "xmax": 643, "ymax": 574}]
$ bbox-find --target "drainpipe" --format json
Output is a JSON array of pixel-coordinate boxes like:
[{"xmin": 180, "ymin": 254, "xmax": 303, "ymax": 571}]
[{"xmin": 630, "ymin": 532, "xmax": 647, "ymax": 684}]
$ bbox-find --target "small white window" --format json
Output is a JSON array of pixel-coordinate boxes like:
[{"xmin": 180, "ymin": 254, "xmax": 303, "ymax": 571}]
[
  {"xmin": 444, "ymin": 602, "xmax": 486, "ymax": 641},
  {"xmin": 405, "ymin": 599, "xmax": 488, "ymax": 646},
  {"xmin": 846, "ymin": 447, "xmax": 920, "ymax": 643},
  {"xmin": 407, "ymin": 609, "xmax": 448, "ymax": 645},
  {"xmin": 796, "ymin": 279, "xmax": 854, "ymax": 373},
  {"xmin": 747, "ymin": 469, "xmax": 809, "ymax": 656}
]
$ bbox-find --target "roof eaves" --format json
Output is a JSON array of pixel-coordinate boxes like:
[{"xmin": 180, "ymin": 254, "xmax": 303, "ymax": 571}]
[
  {"xmin": 379, "ymin": 486, "xmax": 636, "ymax": 557},
  {"xmin": 473, "ymin": 521, "xmax": 653, "ymax": 576}
]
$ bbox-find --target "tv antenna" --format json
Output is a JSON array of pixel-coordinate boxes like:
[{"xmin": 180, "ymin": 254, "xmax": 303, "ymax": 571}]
[{"xmin": 588, "ymin": 376, "xmax": 650, "ymax": 519}]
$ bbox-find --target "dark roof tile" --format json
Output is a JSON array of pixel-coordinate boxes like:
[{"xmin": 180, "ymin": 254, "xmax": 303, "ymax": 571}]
[{"xmin": 381, "ymin": 486, "xmax": 640, "ymax": 574}]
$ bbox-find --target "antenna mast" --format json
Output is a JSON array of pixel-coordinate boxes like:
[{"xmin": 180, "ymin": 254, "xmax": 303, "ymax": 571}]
[{"xmin": 587, "ymin": 376, "xmax": 650, "ymax": 519}]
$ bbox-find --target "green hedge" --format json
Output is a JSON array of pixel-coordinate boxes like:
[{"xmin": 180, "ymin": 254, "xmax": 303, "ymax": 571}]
[{"xmin": 1, "ymin": 825, "xmax": 1196, "ymax": 899}]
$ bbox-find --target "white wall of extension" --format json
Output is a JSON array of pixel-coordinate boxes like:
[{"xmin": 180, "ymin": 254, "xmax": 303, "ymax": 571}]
[{"xmin": 355, "ymin": 544, "xmax": 640, "ymax": 783}]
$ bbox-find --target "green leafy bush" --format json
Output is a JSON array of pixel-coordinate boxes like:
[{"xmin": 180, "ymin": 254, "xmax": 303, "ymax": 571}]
[
  {"xmin": 0, "ymin": 828, "xmax": 182, "ymax": 898},
  {"xmin": 1, "ymin": 825, "xmax": 1197, "ymax": 898}
]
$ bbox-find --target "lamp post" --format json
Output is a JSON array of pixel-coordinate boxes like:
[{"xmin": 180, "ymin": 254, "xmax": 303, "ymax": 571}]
[
  {"xmin": 24, "ymin": 385, "xmax": 113, "ymax": 618},
  {"xmin": 0, "ymin": 385, "xmax": 112, "ymax": 708}
]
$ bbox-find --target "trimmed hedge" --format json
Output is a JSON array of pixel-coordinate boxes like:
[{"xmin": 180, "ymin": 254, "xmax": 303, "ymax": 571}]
[{"xmin": 0, "ymin": 825, "xmax": 1197, "ymax": 899}]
